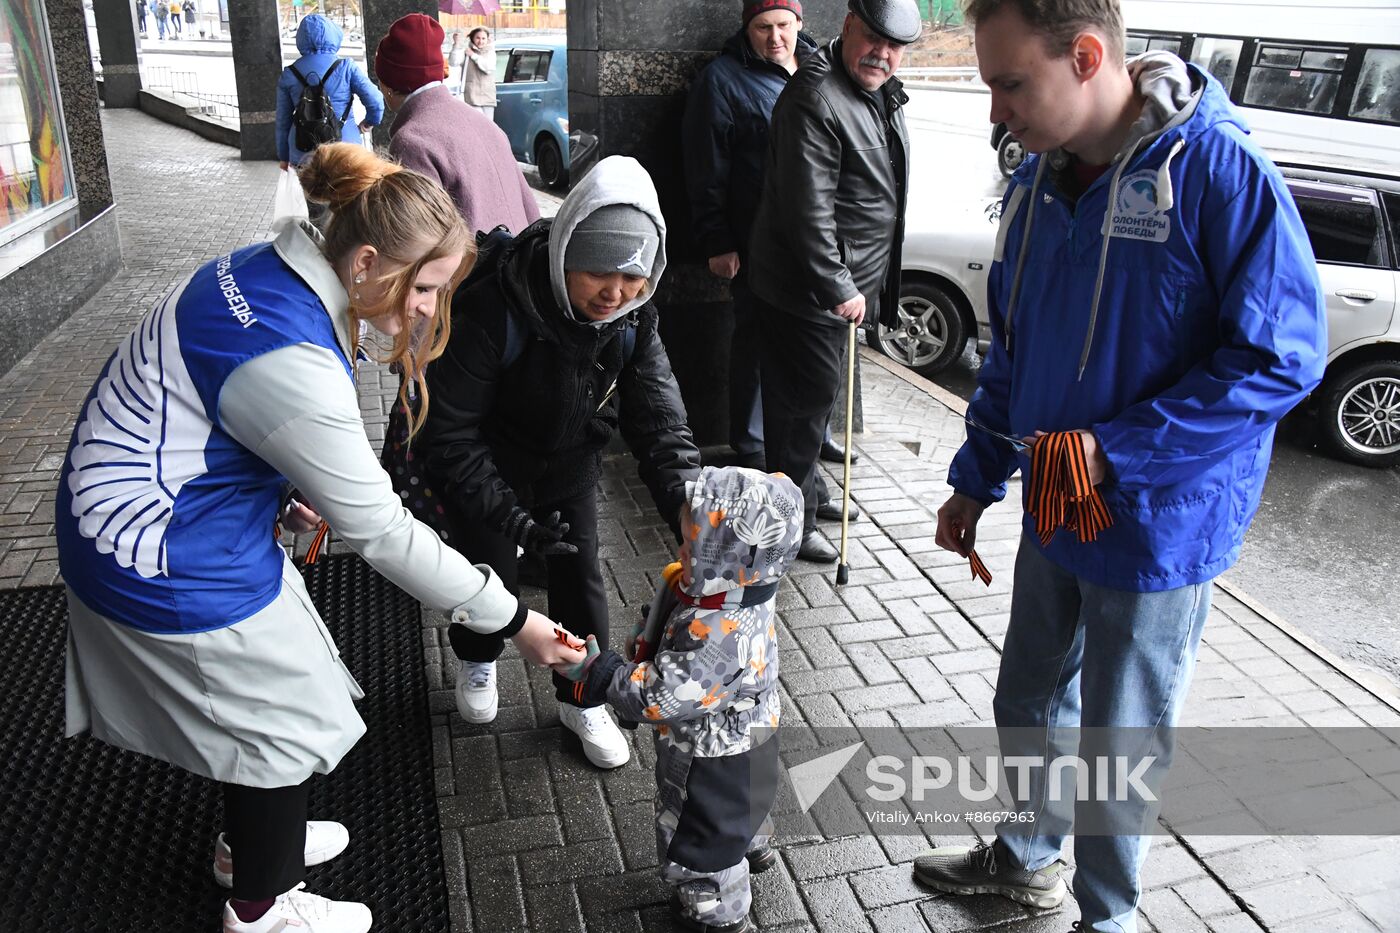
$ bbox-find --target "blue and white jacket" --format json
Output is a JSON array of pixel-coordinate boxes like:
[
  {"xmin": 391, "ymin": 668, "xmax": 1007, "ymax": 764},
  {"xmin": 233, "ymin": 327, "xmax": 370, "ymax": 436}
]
[
  {"xmin": 56, "ymin": 222, "xmax": 521, "ymax": 636},
  {"xmin": 948, "ymin": 55, "xmax": 1327, "ymax": 592}
]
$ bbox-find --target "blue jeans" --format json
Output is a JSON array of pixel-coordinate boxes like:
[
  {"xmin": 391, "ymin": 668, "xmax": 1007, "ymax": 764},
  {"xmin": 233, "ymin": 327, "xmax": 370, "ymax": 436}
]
[{"xmin": 993, "ymin": 534, "xmax": 1211, "ymax": 932}]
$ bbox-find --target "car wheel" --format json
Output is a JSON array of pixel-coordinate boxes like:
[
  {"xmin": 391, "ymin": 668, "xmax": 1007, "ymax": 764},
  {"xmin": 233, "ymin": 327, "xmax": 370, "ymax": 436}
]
[
  {"xmin": 997, "ymin": 133, "xmax": 1025, "ymax": 178},
  {"xmin": 1317, "ymin": 359, "xmax": 1400, "ymax": 468},
  {"xmin": 536, "ymin": 135, "xmax": 568, "ymax": 190},
  {"xmin": 872, "ymin": 280, "xmax": 968, "ymax": 377}
]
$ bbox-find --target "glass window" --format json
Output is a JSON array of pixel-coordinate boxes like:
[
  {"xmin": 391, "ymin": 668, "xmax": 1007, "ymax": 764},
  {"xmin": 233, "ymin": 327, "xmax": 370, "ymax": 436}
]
[
  {"xmin": 0, "ymin": 0, "xmax": 77, "ymax": 249},
  {"xmin": 1244, "ymin": 44, "xmax": 1346, "ymax": 115},
  {"xmin": 1191, "ymin": 37, "xmax": 1244, "ymax": 93},
  {"xmin": 1125, "ymin": 35, "xmax": 1148, "ymax": 56},
  {"xmin": 1290, "ymin": 184, "xmax": 1384, "ymax": 267},
  {"xmin": 493, "ymin": 49, "xmax": 510, "ymax": 83},
  {"xmin": 506, "ymin": 50, "xmax": 551, "ymax": 83},
  {"xmin": 1349, "ymin": 49, "xmax": 1400, "ymax": 125},
  {"xmin": 1147, "ymin": 37, "xmax": 1181, "ymax": 55},
  {"xmin": 1301, "ymin": 50, "xmax": 1347, "ymax": 72}
]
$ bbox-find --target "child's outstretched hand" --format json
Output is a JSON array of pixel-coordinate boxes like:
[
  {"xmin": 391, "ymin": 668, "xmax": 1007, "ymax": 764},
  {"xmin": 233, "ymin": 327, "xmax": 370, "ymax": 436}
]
[
  {"xmin": 555, "ymin": 635, "xmax": 627, "ymax": 708},
  {"xmin": 559, "ymin": 633, "xmax": 601, "ymax": 682}
]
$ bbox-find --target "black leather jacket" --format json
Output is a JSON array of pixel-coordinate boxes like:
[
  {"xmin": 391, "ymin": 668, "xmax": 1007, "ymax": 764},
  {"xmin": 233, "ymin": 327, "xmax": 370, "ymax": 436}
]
[
  {"xmin": 747, "ymin": 38, "xmax": 910, "ymax": 329},
  {"xmin": 419, "ymin": 222, "xmax": 700, "ymax": 533}
]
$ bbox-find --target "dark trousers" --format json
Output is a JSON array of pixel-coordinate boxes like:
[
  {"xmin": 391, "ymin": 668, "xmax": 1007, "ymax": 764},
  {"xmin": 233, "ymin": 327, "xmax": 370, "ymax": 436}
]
[
  {"xmin": 729, "ymin": 280, "xmax": 765, "ymax": 457},
  {"xmin": 222, "ymin": 779, "xmax": 309, "ymax": 900},
  {"xmin": 446, "ymin": 490, "xmax": 608, "ymax": 699},
  {"xmin": 756, "ymin": 294, "xmax": 845, "ymax": 533}
]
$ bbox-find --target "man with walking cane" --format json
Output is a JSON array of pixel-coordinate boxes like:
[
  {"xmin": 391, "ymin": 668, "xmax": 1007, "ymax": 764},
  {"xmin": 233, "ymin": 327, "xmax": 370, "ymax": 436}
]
[{"xmin": 747, "ymin": 0, "xmax": 919, "ymax": 563}]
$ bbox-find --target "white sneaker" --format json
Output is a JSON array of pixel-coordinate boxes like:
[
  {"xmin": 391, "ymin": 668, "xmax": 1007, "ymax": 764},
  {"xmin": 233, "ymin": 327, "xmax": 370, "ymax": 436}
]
[
  {"xmin": 212, "ymin": 821, "xmax": 350, "ymax": 889},
  {"xmin": 456, "ymin": 660, "xmax": 499, "ymax": 723},
  {"xmin": 222, "ymin": 882, "xmax": 372, "ymax": 933},
  {"xmin": 559, "ymin": 703, "xmax": 630, "ymax": 769}
]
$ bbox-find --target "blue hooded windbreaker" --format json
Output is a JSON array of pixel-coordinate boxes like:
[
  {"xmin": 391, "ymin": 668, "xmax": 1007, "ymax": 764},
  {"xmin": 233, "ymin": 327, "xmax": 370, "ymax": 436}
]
[
  {"xmin": 948, "ymin": 57, "xmax": 1327, "ymax": 593},
  {"xmin": 275, "ymin": 15, "xmax": 385, "ymax": 164}
]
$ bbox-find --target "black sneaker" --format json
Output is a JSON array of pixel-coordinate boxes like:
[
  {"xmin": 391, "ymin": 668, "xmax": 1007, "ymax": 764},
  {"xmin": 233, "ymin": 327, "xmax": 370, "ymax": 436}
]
[
  {"xmin": 669, "ymin": 897, "xmax": 755, "ymax": 933},
  {"xmin": 746, "ymin": 844, "xmax": 778, "ymax": 874},
  {"xmin": 815, "ymin": 500, "xmax": 860, "ymax": 522},
  {"xmin": 912, "ymin": 841, "xmax": 1068, "ymax": 909}
]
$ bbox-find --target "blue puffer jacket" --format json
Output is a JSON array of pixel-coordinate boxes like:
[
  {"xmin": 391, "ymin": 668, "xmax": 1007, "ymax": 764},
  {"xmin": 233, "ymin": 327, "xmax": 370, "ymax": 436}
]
[
  {"xmin": 948, "ymin": 59, "xmax": 1326, "ymax": 593},
  {"xmin": 680, "ymin": 28, "xmax": 817, "ymax": 260},
  {"xmin": 275, "ymin": 15, "xmax": 385, "ymax": 164}
]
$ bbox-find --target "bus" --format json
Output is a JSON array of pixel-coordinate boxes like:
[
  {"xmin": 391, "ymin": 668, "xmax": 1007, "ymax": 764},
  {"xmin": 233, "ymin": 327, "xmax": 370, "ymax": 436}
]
[{"xmin": 1121, "ymin": 0, "xmax": 1400, "ymax": 168}]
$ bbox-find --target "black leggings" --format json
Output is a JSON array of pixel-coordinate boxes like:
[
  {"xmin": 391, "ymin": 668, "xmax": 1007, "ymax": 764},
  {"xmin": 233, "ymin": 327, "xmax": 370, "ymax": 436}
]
[
  {"xmin": 446, "ymin": 490, "xmax": 608, "ymax": 698},
  {"xmin": 222, "ymin": 780, "xmax": 309, "ymax": 900}
]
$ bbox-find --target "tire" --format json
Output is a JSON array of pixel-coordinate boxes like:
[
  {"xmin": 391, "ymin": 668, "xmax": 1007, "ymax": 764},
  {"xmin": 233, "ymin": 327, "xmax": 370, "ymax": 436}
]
[
  {"xmin": 997, "ymin": 133, "xmax": 1026, "ymax": 178},
  {"xmin": 1317, "ymin": 359, "xmax": 1400, "ymax": 468},
  {"xmin": 536, "ymin": 135, "xmax": 568, "ymax": 190},
  {"xmin": 872, "ymin": 280, "xmax": 968, "ymax": 377}
]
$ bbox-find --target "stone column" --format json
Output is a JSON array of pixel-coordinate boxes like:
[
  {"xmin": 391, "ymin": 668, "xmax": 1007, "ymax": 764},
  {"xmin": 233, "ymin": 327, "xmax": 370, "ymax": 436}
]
[
  {"xmin": 360, "ymin": 0, "xmax": 436, "ymax": 148},
  {"xmin": 50, "ymin": 0, "xmax": 113, "ymax": 212},
  {"xmin": 567, "ymin": 0, "xmax": 861, "ymax": 448},
  {"xmin": 91, "ymin": 0, "xmax": 143, "ymax": 108},
  {"xmin": 228, "ymin": 0, "xmax": 281, "ymax": 160}
]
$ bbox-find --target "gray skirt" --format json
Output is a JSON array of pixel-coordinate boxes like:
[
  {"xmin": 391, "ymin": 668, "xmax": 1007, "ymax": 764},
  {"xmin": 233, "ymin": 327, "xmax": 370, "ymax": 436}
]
[{"xmin": 64, "ymin": 555, "xmax": 366, "ymax": 788}]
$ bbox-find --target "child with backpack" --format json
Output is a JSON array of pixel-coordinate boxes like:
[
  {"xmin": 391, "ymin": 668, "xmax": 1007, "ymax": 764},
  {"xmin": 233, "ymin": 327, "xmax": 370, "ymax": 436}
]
[
  {"xmin": 275, "ymin": 14, "xmax": 384, "ymax": 169},
  {"xmin": 379, "ymin": 156, "xmax": 702, "ymax": 773},
  {"xmin": 559, "ymin": 464, "xmax": 799, "ymax": 933}
]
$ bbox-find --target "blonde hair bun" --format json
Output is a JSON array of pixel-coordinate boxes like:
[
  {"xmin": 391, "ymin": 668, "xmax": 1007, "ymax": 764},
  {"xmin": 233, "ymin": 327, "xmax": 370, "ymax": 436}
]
[{"xmin": 297, "ymin": 142, "xmax": 404, "ymax": 211}]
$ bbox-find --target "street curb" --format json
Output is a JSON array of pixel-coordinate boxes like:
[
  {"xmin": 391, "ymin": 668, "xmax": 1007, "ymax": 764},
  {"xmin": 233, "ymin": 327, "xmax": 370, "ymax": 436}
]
[{"xmin": 860, "ymin": 345, "xmax": 1400, "ymax": 713}]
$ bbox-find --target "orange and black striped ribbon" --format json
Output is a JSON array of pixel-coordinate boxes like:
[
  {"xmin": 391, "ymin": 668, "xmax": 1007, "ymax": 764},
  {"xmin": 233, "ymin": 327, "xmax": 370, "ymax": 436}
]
[
  {"xmin": 968, "ymin": 549, "xmax": 992, "ymax": 586},
  {"xmin": 1028, "ymin": 431, "xmax": 1112, "ymax": 547},
  {"xmin": 302, "ymin": 521, "xmax": 331, "ymax": 565}
]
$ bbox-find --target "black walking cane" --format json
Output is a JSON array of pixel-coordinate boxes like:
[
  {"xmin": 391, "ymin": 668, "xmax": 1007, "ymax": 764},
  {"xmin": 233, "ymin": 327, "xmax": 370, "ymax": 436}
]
[{"xmin": 835, "ymin": 321, "xmax": 856, "ymax": 587}]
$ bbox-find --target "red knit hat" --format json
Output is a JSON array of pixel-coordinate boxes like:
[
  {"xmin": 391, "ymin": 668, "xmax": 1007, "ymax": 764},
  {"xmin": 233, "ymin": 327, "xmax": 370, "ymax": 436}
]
[
  {"xmin": 375, "ymin": 13, "xmax": 445, "ymax": 93},
  {"xmin": 743, "ymin": 0, "xmax": 803, "ymax": 25}
]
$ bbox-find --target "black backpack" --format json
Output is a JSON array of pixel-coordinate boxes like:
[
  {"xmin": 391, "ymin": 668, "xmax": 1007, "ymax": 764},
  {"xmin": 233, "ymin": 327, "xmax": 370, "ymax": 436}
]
[{"xmin": 289, "ymin": 60, "xmax": 350, "ymax": 153}]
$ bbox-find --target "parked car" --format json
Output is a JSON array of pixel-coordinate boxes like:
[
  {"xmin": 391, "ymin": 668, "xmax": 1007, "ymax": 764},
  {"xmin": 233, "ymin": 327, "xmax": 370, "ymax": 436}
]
[
  {"xmin": 991, "ymin": 122, "xmax": 1026, "ymax": 178},
  {"xmin": 494, "ymin": 35, "xmax": 570, "ymax": 189},
  {"xmin": 884, "ymin": 161, "xmax": 1400, "ymax": 467}
]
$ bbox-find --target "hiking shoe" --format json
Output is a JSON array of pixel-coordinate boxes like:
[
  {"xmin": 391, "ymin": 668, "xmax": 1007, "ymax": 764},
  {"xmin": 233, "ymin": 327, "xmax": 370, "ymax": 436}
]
[
  {"xmin": 559, "ymin": 703, "xmax": 630, "ymax": 769},
  {"xmin": 222, "ymin": 883, "xmax": 371, "ymax": 933},
  {"xmin": 213, "ymin": 821, "xmax": 350, "ymax": 889},
  {"xmin": 912, "ymin": 841, "xmax": 1068, "ymax": 909},
  {"xmin": 746, "ymin": 844, "xmax": 778, "ymax": 874},
  {"xmin": 670, "ymin": 896, "xmax": 755, "ymax": 933},
  {"xmin": 456, "ymin": 660, "xmax": 499, "ymax": 724}
]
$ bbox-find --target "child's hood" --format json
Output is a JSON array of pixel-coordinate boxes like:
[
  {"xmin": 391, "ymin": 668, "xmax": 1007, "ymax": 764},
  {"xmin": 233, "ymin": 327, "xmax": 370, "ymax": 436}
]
[{"xmin": 680, "ymin": 466, "xmax": 804, "ymax": 599}]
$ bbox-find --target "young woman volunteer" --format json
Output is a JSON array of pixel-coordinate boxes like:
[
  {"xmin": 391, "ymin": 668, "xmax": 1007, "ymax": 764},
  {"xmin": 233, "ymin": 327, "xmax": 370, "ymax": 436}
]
[
  {"xmin": 55, "ymin": 143, "xmax": 584, "ymax": 933},
  {"xmin": 383, "ymin": 156, "xmax": 700, "ymax": 770}
]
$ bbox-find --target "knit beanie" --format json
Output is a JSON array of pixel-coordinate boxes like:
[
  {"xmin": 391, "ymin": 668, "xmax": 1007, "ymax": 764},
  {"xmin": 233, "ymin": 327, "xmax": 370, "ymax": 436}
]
[
  {"xmin": 564, "ymin": 204, "xmax": 659, "ymax": 278},
  {"xmin": 744, "ymin": 0, "xmax": 803, "ymax": 24},
  {"xmin": 375, "ymin": 13, "xmax": 445, "ymax": 93}
]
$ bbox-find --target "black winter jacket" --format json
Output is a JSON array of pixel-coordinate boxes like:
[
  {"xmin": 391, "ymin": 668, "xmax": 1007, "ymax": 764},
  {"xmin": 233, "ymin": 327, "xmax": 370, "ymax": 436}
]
[
  {"xmin": 680, "ymin": 29, "xmax": 818, "ymax": 262},
  {"xmin": 419, "ymin": 221, "xmax": 701, "ymax": 534},
  {"xmin": 747, "ymin": 39, "xmax": 910, "ymax": 329}
]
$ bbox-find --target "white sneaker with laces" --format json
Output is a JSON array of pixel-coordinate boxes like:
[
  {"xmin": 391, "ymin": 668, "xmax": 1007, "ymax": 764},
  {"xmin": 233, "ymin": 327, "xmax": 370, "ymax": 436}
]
[
  {"xmin": 456, "ymin": 659, "xmax": 499, "ymax": 723},
  {"xmin": 222, "ymin": 882, "xmax": 371, "ymax": 933},
  {"xmin": 213, "ymin": 821, "xmax": 350, "ymax": 889},
  {"xmin": 559, "ymin": 703, "xmax": 630, "ymax": 769}
]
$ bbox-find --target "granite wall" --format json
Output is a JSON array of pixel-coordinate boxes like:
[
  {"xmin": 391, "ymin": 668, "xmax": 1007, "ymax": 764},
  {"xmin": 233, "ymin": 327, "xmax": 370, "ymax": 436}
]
[
  {"xmin": 228, "ymin": 0, "xmax": 281, "ymax": 160},
  {"xmin": 0, "ymin": 0, "xmax": 122, "ymax": 376},
  {"xmin": 91, "ymin": 0, "xmax": 142, "ymax": 108}
]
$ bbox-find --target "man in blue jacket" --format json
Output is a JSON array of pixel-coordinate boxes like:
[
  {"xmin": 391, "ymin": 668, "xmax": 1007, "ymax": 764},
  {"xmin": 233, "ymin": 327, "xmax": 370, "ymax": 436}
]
[
  {"xmin": 913, "ymin": 1, "xmax": 1326, "ymax": 930},
  {"xmin": 682, "ymin": 0, "xmax": 825, "ymax": 473}
]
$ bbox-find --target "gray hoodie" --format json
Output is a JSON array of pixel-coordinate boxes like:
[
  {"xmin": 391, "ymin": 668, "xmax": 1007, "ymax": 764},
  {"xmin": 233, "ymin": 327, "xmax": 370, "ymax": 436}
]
[{"xmin": 547, "ymin": 155, "xmax": 669, "ymax": 327}]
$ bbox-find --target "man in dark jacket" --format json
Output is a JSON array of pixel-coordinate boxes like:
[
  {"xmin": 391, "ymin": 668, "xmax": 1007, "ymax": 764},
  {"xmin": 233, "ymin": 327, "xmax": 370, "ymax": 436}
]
[
  {"xmin": 746, "ymin": 0, "xmax": 919, "ymax": 562},
  {"xmin": 682, "ymin": 1, "xmax": 820, "ymax": 471}
]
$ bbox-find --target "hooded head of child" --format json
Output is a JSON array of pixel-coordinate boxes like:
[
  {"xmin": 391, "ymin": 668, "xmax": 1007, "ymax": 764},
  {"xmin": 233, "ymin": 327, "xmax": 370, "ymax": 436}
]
[{"xmin": 677, "ymin": 466, "xmax": 804, "ymax": 596}]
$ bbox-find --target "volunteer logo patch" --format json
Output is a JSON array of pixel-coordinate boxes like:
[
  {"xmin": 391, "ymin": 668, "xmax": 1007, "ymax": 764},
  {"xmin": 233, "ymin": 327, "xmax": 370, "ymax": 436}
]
[{"xmin": 1109, "ymin": 170, "xmax": 1171, "ymax": 243}]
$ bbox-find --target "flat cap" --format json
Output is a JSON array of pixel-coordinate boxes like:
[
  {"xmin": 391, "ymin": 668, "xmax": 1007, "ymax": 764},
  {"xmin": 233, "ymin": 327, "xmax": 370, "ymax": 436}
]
[{"xmin": 848, "ymin": 0, "xmax": 922, "ymax": 44}]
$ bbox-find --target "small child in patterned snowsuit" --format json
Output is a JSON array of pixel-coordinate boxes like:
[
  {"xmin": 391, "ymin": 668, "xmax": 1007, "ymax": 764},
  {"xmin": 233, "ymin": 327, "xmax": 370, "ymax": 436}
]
[{"xmin": 559, "ymin": 465, "xmax": 803, "ymax": 933}]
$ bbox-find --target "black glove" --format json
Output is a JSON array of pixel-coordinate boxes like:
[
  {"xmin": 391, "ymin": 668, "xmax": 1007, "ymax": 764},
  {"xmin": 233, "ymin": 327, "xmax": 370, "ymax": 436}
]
[{"xmin": 501, "ymin": 508, "xmax": 579, "ymax": 557}]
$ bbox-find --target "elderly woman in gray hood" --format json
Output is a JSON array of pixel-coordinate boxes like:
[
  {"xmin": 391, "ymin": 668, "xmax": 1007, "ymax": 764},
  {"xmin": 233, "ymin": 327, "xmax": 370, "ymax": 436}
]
[
  {"xmin": 275, "ymin": 14, "xmax": 385, "ymax": 168},
  {"xmin": 382, "ymin": 156, "xmax": 701, "ymax": 770}
]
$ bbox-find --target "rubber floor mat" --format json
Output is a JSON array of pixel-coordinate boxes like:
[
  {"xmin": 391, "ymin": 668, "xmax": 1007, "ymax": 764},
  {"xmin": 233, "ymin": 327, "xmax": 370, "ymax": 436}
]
[{"xmin": 0, "ymin": 556, "xmax": 450, "ymax": 932}]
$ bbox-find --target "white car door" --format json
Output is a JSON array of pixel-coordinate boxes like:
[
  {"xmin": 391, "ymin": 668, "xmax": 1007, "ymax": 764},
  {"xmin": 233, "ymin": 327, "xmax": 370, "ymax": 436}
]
[{"xmin": 1288, "ymin": 180, "xmax": 1397, "ymax": 360}]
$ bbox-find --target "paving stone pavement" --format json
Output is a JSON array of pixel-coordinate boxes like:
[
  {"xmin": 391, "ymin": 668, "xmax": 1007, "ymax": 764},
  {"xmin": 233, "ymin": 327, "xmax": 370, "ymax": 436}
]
[{"xmin": 3, "ymin": 109, "xmax": 1399, "ymax": 933}]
